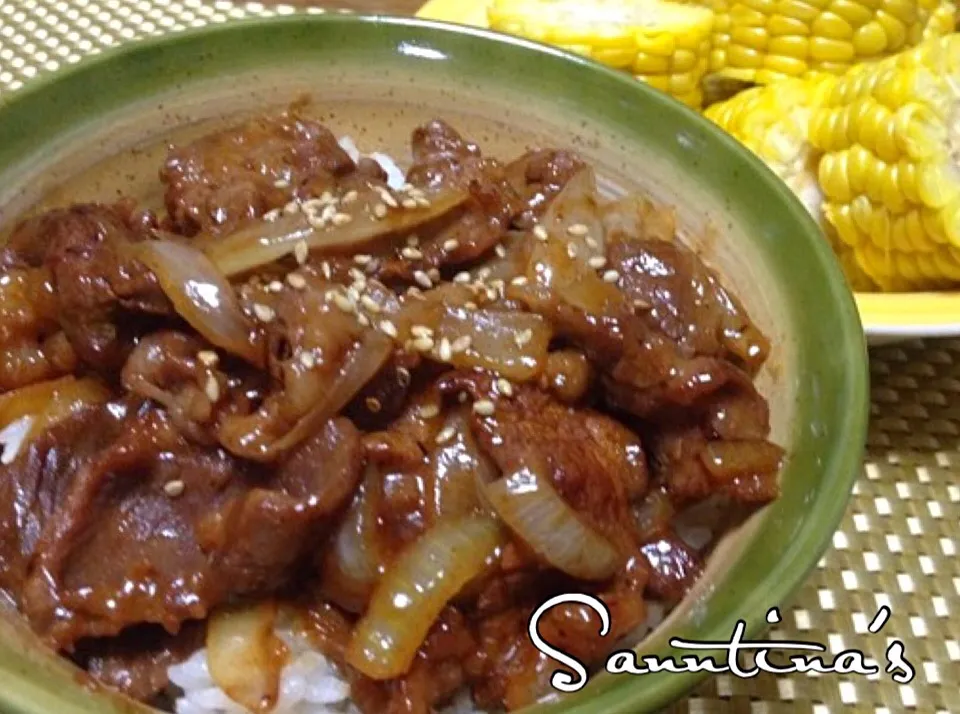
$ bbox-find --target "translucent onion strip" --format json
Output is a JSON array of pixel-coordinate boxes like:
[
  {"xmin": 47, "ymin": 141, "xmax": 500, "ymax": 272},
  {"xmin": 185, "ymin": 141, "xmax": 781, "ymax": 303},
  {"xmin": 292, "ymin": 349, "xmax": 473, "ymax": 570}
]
[
  {"xmin": 134, "ymin": 240, "xmax": 264, "ymax": 366},
  {"xmin": 345, "ymin": 515, "xmax": 503, "ymax": 680},
  {"xmin": 484, "ymin": 459, "xmax": 621, "ymax": 581}
]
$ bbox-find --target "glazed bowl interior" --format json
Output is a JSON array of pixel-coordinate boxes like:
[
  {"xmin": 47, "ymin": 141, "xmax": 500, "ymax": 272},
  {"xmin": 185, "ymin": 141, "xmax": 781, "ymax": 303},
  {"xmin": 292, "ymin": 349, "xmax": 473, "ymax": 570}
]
[{"xmin": 0, "ymin": 15, "xmax": 869, "ymax": 714}]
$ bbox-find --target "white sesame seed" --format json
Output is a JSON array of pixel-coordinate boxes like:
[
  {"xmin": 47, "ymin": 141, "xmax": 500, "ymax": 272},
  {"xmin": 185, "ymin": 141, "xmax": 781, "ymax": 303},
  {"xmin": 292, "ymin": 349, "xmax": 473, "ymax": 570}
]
[
  {"xmin": 300, "ymin": 351, "xmax": 317, "ymax": 369},
  {"xmin": 294, "ymin": 240, "xmax": 309, "ymax": 265},
  {"xmin": 164, "ymin": 480, "xmax": 185, "ymax": 498},
  {"xmin": 205, "ymin": 375, "xmax": 221, "ymax": 403},
  {"xmin": 307, "ymin": 214, "xmax": 327, "ymax": 229},
  {"xmin": 406, "ymin": 235, "xmax": 420, "ymax": 247},
  {"xmin": 533, "ymin": 225, "xmax": 549, "ymax": 242},
  {"xmin": 333, "ymin": 293, "xmax": 355, "ymax": 313},
  {"xmin": 406, "ymin": 286, "xmax": 425, "ymax": 299},
  {"xmin": 347, "ymin": 286, "xmax": 361, "ymax": 303},
  {"xmin": 411, "ymin": 325, "xmax": 434, "ymax": 338},
  {"xmin": 408, "ymin": 187, "xmax": 426, "ymax": 199},
  {"xmin": 380, "ymin": 320, "xmax": 398, "ymax": 338},
  {"xmin": 454, "ymin": 272, "xmax": 471, "ymax": 284},
  {"xmin": 332, "ymin": 212, "xmax": 353, "ymax": 227},
  {"xmin": 439, "ymin": 338, "xmax": 453, "ymax": 361},
  {"xmin": 197, "ymin": 350, "xmax": 219, "ymax": 366},
  {"xmin": 485, "ymin": 287, "xmax": 498, "ymax": 302},
  {"xmin": 585, "ymin": 236, "xmax": 599, "ymax": 249},
  {"xmin": 321, "ymin": 204, "xmax": 338, "ymax": 223},
  {"xmin": 428, "ymin": 268, "xmax": 441, "ymax": 282},
  {"xmin": 268, "ymin": 280, "xmax": 284, "ymax": 293},
  {"xmin": 511, "ymin": 276, "xmax": 529, "ymax": 286},
  {"xmin": 361, "ymin": 295, "xmax": 381, "ymax": 313},
  {"xmin": 286, "ymin": 272, "xmax": 307, "ymax": 289},
  {"xmin": 419, "ymin": 403, "xmax": 440, "ymax": 419},
  {"xmin": 402, "ymin": 246, "xmax": 424, "ymax": 260},
  {"xmin": 302, "ymin": 198, "xmax": 324, "ymax": 213},
  {"xmin": 263, "ymin": 208, "xmax": 281, "ymax": 222},
  {"xmin": 602, "ymin": 270, "xmax": 621, "ymax": 283},
  {"xmin": 458, "ymin": 392, "xmax": 469, "ymax": 403},
  {"xmin": 567, "ymin": 223, "xmax": 590, "ymax": 237},
  {"xmin": 397, "ymin": 367, "xmax": 412, "ymax": 387},
  {"xmin": 413, "ymin": 335, "xmax": 435, "ymax": 352},
  {"xmin": 451, "ymin": 335, "xmax": 472, "ymax": 353},
  {"xmin": 378, "ymin": 188, "xmax": 399, "ymax": 208},
  {"xmin": 349, "ymin": 268, "xmax": 367, "ymax": 285},
  {"xmin": 443, "ymin": 239, "xmax": 460, "ymax": 252},
  {"xmin": 354, "ymin": 254, "xmax": 372, "ymax": 266},
  {"xmin": 416, "ymin": 197, "xmax": 431, "ymax": 208},
  {"xmin": 414, "ymin": 270, "xmax": 433, "ymax": 289},
  {"xmin": 320, "ymin": 261, "xmax": 332, "ymax": 279},
  {"xmin": 343, "ymin": 190, "xmax": 359, "ymax": 203},
  {"xmin": 253, "ymin": 303, "xmax": 275, "ymax": 323},
  {"xmin": 274, "ymin": 178, "xmax": 290, "ymax": 188},
  {"xmin": 357, "ymin": 314, "xmax": 371, "ymax": 327},
  {"xmin": 495, "ymin": 378, "xmax": 514, "ymax": 397},
  {"xmin": 477, "ymin": 267, "xmax": 492, "ymax": 280},
  {"xmin": 365, "ymin": 397, "xmax": 382, "ymax": 413},
  {"xmin": 402, "ymin": 198, "xmax": 419, "ymax": 210},
  {"xmin": 588, "ymin": 256, "xmax": 607, "ymax": 269},
  {"xmin": 515, "ymin": 328, "xmax": 533, "ymax": 347},
  {"xmin": 436, "ymin": 425, "xmax": 456, "ymax": 444},
  {"xmin": 373, "ymin": 203, "xmax": 389, "ymax": 219},
  {"xmin": 473, "ymin": 399, "xmax": 496, "ymax": 416},
  {"xmin": 634, "ymin": 298, "xmax": 652, "ymax": 310},
  {"xmin": 567, "ymin": 244, "xmax": 579, "ymax": 259},
  {"xmin": 320, "ymin": 191, "xmax": 335, "ymax": 205},
  {"xmin": 284, "ymin": 201, "xmax": 300, "ymax": 215},
  {"xmin": 495, "ymin": 244, "xmax": 507, "ymax": 258}
]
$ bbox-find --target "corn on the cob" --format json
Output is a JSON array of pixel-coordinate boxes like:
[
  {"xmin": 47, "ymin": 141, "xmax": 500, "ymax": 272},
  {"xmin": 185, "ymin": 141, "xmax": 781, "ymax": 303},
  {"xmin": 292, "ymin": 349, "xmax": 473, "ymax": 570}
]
[
  {"xmin": 706, "ymin": 0, "xmax": 956, "ymax": 85},
  {"xmin": 809, "ymin": 33, "xmax": 960, "ymax": 290},
  {"xmin": 487, "ymin": 0, "xmax": 715, "ymax": 107}
]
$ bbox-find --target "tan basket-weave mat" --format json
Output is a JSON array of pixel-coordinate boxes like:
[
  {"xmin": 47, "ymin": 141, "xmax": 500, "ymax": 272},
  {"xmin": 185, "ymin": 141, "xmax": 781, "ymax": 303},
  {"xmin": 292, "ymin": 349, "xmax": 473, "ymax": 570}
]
[{"xmin": 0, "ymin": 2, "xmax": 958, "ymax": 710}]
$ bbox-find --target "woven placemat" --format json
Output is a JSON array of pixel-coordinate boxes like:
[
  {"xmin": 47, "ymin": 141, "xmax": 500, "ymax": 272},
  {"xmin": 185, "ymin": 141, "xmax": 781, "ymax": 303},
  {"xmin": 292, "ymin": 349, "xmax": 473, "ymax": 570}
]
[{"xmin": 1, "ymin": 2, "xmax": 958, "ymax": 711}]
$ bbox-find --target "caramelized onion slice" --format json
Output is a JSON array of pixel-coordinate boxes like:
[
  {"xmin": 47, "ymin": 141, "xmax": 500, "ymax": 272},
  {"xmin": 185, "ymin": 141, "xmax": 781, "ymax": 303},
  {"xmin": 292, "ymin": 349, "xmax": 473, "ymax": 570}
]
[
  {"xmin": 207, "ymin": 601, "xmax": 287, "ymax": 713},
  {"xmin": 346, "ymin": 515, "xmax": 503, "ymax": 680},
  {"xmin": 134, "ymin": 240, "xmax": 263, "ymax": 366},
  {"xmin": 439, "ymin": 308, "xmax": 551, "ymax": 383},
  {"xmin": 540, "ymin": 168, "xmax": 605, "ymax": 261},
  {"xmin": 204, "ymin": 189, "xmax": 469, "ymax": 277},
  {"xmin": 484, "ymin": 457, "xmax": 621, "ymax": 581},
  {"xmin": 427, "ymin": 408, "xmax": 498, "ymax": 523}
]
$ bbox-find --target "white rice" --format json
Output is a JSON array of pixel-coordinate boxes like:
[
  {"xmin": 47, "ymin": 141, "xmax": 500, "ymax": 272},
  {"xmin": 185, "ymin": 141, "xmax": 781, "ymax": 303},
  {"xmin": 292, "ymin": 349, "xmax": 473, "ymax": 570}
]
[{"xmin": 336, "ymin": 136, "xmax": 406, "ymax": 191}]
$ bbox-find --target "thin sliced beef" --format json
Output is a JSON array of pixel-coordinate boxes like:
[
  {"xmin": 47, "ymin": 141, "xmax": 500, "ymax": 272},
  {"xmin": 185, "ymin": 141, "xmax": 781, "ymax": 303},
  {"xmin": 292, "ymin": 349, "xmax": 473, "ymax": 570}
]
[
  {"xmin": 161, "ymin": 103, "xmax": 357, "ymax": 237},
  {"xmin": 640, "ymin": 535, "xmax": 703, "ymax": 603},
  {"xmin": 438, "ymin": 370, "xmax": 648, "ymax": 554},
  {"xmin": 77, "ymin": 622, "xmax": 203, "ymax": 702},
  {"xmin": 406, "ymin": 121, "xmax": 526, "ymax": 267},
  {"xmin": 3, "ymin": 203, "xmax": 169, "ymax": 374},
  {"xmin": 504, "ymin": 149, "xmax": 587, "ymax": 229},
  {"xmin": 6, "ymin": 403, "xmax": 361, "ymax": 651}
]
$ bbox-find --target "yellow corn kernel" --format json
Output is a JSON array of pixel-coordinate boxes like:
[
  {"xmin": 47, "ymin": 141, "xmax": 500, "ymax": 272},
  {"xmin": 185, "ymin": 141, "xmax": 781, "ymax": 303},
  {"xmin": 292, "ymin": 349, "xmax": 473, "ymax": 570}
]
[
  {"xmin": 635, "ymin": 33, "xmax": 677, "ymax": 55},
  {"xmin": 829, "ymin": 0, "xmax": 876, "ymax": 26},
  {"xmin": 672, "ymin": 48, "xmax": 700, "ymax": 70},
  {"xmin": 852, "ymin": 22, "xmax": 890, "ymax": 54},
  {"xmin": 731, "ymin": 24, "xmax": 770, "ymax": 48},
  {"xmin": 763, "ymin": 55, "xmax": 810, "ymax": 74},
  {"xmin": 728, "ymin": 43, "xmax": 767, "ymax": 65},
  {"xmin": 643, "ymin": 74, "xmax": 673, "ymax": 91},
  {"xmin": 769, "ymin": 35, "xmax": 812, "ymax": 57},
  {"xmin": 876, "ymin": 9, "xmax": 909, "ymax": 48},
  {"xmin": 635, "ymin": 52, "xmax": 673, "ymax": 73},
  {"xmin": 768, "ymin": 13, "xmax": 813, "ymax": 34},
  {"xmin": 882, "ymin": 0, "xmax": 922, "ymax": 24},
  {"xmin": 812, "ymin": 11, "xmax": 856, "ymax": 39},
  {"xmin": 594, "ymin": 47, "xmax": 638, "ymax": 67},
  {"xmin": 777, "ymin": 0, "xmax": 825, "ymax": 21},
  {"xmin": 810, "ymin": 37, "xmax": 857, "ymax": 61}
]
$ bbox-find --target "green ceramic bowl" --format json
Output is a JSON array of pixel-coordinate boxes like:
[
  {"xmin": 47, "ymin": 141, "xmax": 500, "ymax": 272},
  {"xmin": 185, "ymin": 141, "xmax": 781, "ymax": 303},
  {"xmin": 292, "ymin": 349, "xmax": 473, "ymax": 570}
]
[{"xmin": 0, "ymin": 14, "xmax": 868, "ymax": 714}]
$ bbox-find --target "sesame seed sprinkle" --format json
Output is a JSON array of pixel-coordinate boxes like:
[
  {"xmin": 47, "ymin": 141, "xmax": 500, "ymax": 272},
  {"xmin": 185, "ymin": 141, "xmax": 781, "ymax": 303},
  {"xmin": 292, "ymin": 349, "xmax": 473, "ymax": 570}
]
[
  {"xmin": 402, "ymin": 246, "xmax": 423, "ymax": 260},
  {"xmin": 443, "ymin": 239, "xmax": 460, "ymax": 252},
  {"xmin": 585, "ymin": 236, "xmax": 599, "ymax": 249},
  {"xmin": 205, "ymin": 375, "xmax": 221, "ymax": 402},
  {"xmin": 436, "ymin": 425, "xmax": 456, "ymax": 445},
  {"xmin": 419, "ymin": 403, "xmax": 440, "ymax": 419},
  {"xmin": 343, "ymin": 190, "xmax": 359, "ymax": 203},
  {"xmin": 511, "ymin": 276, "xmax": 529, "ymax": 286},
  {"xmin": 495, "ymin": 244, "xmax": 507, "ymax": 258},
  {"xmin": 253, "ymin": 303, "xmax": 275, "ymax": 323},
  {"xmin": 332, "ymin": 212, "xmax": 353, "ymax": 227},
  {"xmin": 197, "ymin": 350, "xmax": 219, "ymax": 366},
  {"xmin": 357, "ymin": 314, "xmax": 371, "ymax": 327},
  {"xmin": 473, "ymin": 399, "xmax": 496, "ymax": 416},
  {"xmin": 428, "ymin": 268, "xmax": 441, "ymax": 282},
  {"xmin": 263, "ymin": 209, "xmax": 281, "ymax": 222},
  {"xmin": 397, "ymin": 367, "xmax": 412, "ymax": 387},
  {"xmin": 284, "ymin": 201, "xmax": 300, "ymax": 215},
  {"xmin": 366, "ymin": 397, "xmax": 382, "ymax": 413},
  {"xmin": 567, "ymin": 223, "xmax": 590, "ymax": 237},
  {"xmin": 379, "ymin": 188, "xmax": 399, "ymax": 208},
  {"xmin": 164, "ymin": 480, "xmax": 185, "ymax": 498},
  {"xmin": 567, "ymin": 244, "xmax": 579, "ymax": 259},
  {"xmin": 401, "ymin": 198, "xmax": 419, "ymax": 210},
  {"xmin": 495, "ymin": 378, "xmax": 514, "ymax": 397},
  {"xmin": 515, "ymin": 328, "xmax": 533, "ymax": 347},
  {"xmin": 439, "ymin": 337, "xmax": 453, "ymax": 361},
  {"xmin": 451, "ymin": 335, "xmax": 472, "ymax": 353},
  {"xmin": 286, "ymin": 272, "xmax": 307, "ymax": 290},
  {"xmin": 413, "ymin": 335, "xmax": 435, "ymax": 352},
  {"xmin": 411, "ymin": 325, "xmax": 434, "ymax": 339},
  {"xmin": 603, "ymin": 270, "xmax": 621, "ymax": 283},
  {"xmin": 416, "ymin": 197, "xmax": 432, "ymax": 208},
  {"xmin": 454, "ymin": 272, "xmax": 471, "ymax": 284},
  {"xmin": 361, "ymin": 295, "xmax": 381, "ymax": 313},
  {"xmin": 414, "ymin": 270, "xmax": 433, "ymax": 289},
  {"xmin": 354, "ymin": 254, "xmax": 372, "ymax": 266},
  {"xmin": 533, "ymin": 225, "xmax": 549, "ymax": 242},
  {"xmin": 321, "ymin": 261, "xmax": 332, "ymax": 279},
  {"xmin": 380, "ymin": 320, "xmax": 399, "ymax": 338},
  {"xmin": 274, "ymin": 178, "xmax": 290, "ymax": 188},
  {"xmin": 333, "ymin": 293, "xmax": 355, "ymax": 313},
  {"xmin": 300, "ymin": 351, "xmax": 317, "ymax": 369},
  {"xmin": 373, "ymin": 203, "xmax": 389, "ymax": 219},
  {"xmin": 294, "ymin": 241, "xmax": 309, "ymax": 265},
  {"xmin": 588, "ymin": 256, "xmax": 607, "ymax": 269},
  {"xmin": 268, "ymin": 280, "xmax": 284, "ymax": 293},
  {"xmin": 406, "ymin": 235, "xmax": 420, "ymax": 247}
]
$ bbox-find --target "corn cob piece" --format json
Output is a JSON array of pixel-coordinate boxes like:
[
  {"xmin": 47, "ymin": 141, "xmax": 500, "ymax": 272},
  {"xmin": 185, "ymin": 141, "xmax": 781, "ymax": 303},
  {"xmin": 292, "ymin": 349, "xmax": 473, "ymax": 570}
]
[
  {"xmin": 807, "ymin": 34, "xmax": 960, "ymax": 290},
  {"xmin": 706, "ymin": 0, "xmax": 957, "ymax": 86},
  {"xmin": 487, "ymin": 0, "xmax": 715, "ymax": 108}
]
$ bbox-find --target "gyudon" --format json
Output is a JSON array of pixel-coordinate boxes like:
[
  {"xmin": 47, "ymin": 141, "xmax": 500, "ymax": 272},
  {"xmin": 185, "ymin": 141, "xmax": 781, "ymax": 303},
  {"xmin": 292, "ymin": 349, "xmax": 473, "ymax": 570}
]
[{"xmin": 0, "ymin": 102, "xmax": 783, "ymax": 714}]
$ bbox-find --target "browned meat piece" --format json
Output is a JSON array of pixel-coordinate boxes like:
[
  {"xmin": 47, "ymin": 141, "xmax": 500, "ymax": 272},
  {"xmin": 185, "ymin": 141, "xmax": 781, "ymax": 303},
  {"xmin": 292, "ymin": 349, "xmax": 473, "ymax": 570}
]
[
  {"xmin": 640, "ymin": 535, "xmax": 703, "ymax": 603},
  {"xmin": 344, "ymin": 350, "xmax": 421, "ymax": 431},
  {"xmin": 5, "ymin": 404, "xmax": 361, "ymax": 651},
  {"xmin": 406, "ymin": 121, "xmax": 526, "ymax": 267},
  {"xmin": 504, "ymin": 149, "xmax": 587, "ymax": 228},
  {"xmin": 363, "ymin": 430, "xmax": 429, "ymax": 549},
  {"xmin": 608, "ymin": 238, "xmax": 770, "ymax": 373},
  {"xmin": 161, "ymin": 104, "xmax": 357, "ymax": 237},
  {"xmin": 77, "ymin": 622, "xmax": 203, "ymax": 702},
  {"xmin": 3, "ymin": 203, "xmax": 169, "ymax": 375},
  {"xmin": 439, "ymin": 371, "xmax": 648, "ymax": 552}
]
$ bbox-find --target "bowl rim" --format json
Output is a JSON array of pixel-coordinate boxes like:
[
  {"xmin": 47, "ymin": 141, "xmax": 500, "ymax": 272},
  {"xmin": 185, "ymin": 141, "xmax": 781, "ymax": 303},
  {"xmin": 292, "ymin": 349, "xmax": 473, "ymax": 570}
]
[{"xmin": 0, "ymin": 13, "xmax": 870, "ymax": 714}]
